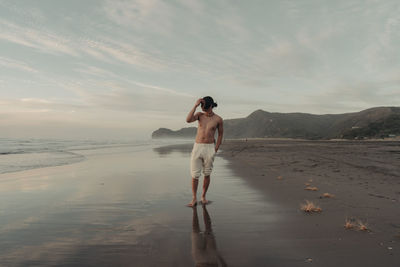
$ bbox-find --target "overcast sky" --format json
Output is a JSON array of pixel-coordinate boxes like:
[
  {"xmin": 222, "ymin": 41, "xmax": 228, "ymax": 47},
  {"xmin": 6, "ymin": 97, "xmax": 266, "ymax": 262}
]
[{"xmin": 0, "ymin": 0, "xmax": 399, "ymax": 139}]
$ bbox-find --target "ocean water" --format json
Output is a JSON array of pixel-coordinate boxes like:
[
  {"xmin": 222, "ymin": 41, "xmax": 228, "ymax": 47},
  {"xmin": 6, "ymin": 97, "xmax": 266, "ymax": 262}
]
[{"xmin": 0, "ymin": 138, "xmax": 190, "ymax": 174}]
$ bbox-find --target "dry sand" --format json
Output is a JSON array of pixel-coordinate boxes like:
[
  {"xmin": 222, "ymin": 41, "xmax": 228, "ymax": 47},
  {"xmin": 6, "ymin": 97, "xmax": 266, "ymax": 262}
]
[{"xmin": 219, "ymin": 139, "xmax": 400, "ymax": 266}]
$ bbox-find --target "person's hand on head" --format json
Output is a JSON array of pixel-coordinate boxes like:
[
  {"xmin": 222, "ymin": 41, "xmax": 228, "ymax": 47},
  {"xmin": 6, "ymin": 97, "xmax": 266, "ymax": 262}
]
[{"xmin": 195, "ymin": 98, "xmax": 203, "ymax": 107}]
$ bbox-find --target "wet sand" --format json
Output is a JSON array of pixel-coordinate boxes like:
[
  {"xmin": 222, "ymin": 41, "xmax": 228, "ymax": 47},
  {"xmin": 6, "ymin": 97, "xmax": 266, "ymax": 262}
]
[
  {"xmin": 217, "ymin": 139, "xmax": 400, "ymax": 266},
  {"xmin": 1, "ymin": 140, "xmax": 399, "ymax": 266},
  {"xmin": 0, "ymin": 143, "xmax": 286, "ymax": 266}
]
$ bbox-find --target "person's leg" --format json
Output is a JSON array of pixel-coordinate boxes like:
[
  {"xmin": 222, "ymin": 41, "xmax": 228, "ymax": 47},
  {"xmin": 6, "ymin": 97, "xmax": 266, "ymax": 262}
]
[
  {"xmin": 202, "ymin": 145, "xmax": 215, "ymax": 204},
  {"xmin": 201, "ymin": 175, "xmax": 210, "ymax": 204},
  {"xmin": 187, "ymin": 178, "xmax": 199, "ymax": 207},
  {"xmin": 188, "ymin": 144, "xmax": 201, "ymax": 207}
]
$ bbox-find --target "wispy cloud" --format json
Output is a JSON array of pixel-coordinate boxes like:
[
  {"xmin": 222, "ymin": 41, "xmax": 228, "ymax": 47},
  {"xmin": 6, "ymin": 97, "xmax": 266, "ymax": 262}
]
[
  {"xmin": 71, "ymin": 80, "xmax": 194, "ymax": 113},
  {"xmin": 72, "ymin": 63, "xmax": 194, "ymax": 98},
  {"xmin": 86, "ymin": 37, "xmax": 165, "ymax": 69},
  {"xmin": 361, "ymin": 12, "xmax": 400, "ymax": 72},
  {"xmin": 102, "ymin": 0, "xmax": 173, "ymax": 36},
  {"xmin": 0, "ymin": 56, "xmax": 37, "ymax": 73},
  {"xmin": 0, "ymin": 19, "xmax": 78, "ymax": 56},
  {"xmin": 74, "ymin": 64, "xmax": 119, "ymax": 79},
  {"xmin": 0, "ymin": 98, "xmax": 84, "ymax": 114},
  {"xmin": 177, "ymin": 0, "xmax": 205, "ymax": 14},
  {"xmin": 1, "ymin": 1, "xmax": 399, "ymax": 138},
  {"xmin": 215, "ymin": 9, "xmax": 250, "ymax": 42},
  {"xmin": 306, "ymin": 79, "xmax": 400, "ymax": 113},
  {"xmin": 131, "ymin": 81, "xmax": 194, "ymax": 98},
  {"xmin": 0, "ymin": 0, "xmax": 45, "ymax": 23},
  {"xmin": 0, "ymin": 18, "xmax": 165, "ymax": 70}
]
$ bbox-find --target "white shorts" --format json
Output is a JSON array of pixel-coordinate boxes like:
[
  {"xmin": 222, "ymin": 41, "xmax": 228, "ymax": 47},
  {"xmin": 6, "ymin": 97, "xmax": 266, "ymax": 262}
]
[{"xmin": 190, "ymin": 143, "xmax": 216, "ymax": 179}]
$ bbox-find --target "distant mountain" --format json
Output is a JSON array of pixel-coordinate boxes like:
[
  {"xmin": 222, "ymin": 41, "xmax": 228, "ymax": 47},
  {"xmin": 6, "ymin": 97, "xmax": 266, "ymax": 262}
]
[
  {"xmin": 152, "ymin": 107, "xmax": 400, "ymax": 140},
  {"xmin": 151, "ymin": 127, "xmax": 197, "ymax": 139}
]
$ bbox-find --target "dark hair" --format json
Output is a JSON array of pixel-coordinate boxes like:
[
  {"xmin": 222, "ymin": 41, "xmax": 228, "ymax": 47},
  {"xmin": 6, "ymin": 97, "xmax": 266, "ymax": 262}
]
[{"xmin": 201, "ymin": 96, "xmax": 217, "ymax": 110}]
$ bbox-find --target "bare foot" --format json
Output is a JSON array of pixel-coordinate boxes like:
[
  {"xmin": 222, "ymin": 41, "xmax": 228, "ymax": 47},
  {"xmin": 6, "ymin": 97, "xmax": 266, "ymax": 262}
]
[
  {"xmin": 201, "ymin": 197, "xmax": 209, "ymax": 205},
  {"xmin": 187, "ymin": 199, "xmax": 197, "ymax": 207}
]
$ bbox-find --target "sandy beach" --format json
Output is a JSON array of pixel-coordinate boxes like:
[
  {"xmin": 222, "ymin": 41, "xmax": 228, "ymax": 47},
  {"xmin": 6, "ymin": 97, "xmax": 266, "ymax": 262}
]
[
  {"xmin": 218, "ymin": 139, "xmax": 400, "ymax": 266},
  {"xmin": 1, "ymin": 139, "xmax": 399, "ymax": 266}
]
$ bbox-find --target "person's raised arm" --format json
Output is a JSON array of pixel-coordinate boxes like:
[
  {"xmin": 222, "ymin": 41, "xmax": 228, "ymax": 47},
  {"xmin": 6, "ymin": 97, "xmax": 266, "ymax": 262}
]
[
  {"xmin": 215, "ymin": 118, "xmax": 224, "ymax": 152},
  {"xmin": 186, "ymin": 98, "xmax": 203, "ymax": 123}
]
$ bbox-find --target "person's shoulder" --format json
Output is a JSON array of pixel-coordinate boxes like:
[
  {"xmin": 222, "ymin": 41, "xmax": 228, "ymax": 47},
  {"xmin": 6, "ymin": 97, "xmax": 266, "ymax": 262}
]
[
  {"xmin": 214, "ymin": 113, "xmax": 223, "ymax": 121},
  {"xmin": 196, "ymin": 112, "xmax": 204, "ymax": 119}
]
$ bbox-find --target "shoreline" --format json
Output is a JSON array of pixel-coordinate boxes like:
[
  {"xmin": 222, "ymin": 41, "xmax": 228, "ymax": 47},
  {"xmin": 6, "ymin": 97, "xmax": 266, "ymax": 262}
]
[
  {"xmin": 222, "ymin": 137, "xmax": 400, "ymax": 142},
  {"xmin": 153, "ymin": 136, "xmax": 400, "ymax": 143}
]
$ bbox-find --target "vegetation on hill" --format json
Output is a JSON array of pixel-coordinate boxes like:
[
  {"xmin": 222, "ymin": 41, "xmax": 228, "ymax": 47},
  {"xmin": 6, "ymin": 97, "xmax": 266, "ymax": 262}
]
[
  {"xmin": 152, "ymin": 107, "xmax": 400, "ymax": 140},
  {"xmin": 341, "ymin": 114, "xmax": 400, "ymax": 139}
]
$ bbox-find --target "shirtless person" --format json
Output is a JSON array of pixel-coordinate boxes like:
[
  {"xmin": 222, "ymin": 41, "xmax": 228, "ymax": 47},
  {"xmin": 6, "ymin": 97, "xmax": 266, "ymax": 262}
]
[{"xmin": 186, "ymin": 96, "xmax": 224, "ymax": 207}]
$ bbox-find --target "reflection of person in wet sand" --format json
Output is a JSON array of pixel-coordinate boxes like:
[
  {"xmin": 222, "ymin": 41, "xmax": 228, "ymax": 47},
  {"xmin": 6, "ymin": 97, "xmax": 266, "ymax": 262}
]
[
  {"xmin": 186, "ymin": 96, "xmax": 224, "ymax": 207},
  {"xmin": 191, "ymin": 205, "xmax": 227, "ymax": 267}
]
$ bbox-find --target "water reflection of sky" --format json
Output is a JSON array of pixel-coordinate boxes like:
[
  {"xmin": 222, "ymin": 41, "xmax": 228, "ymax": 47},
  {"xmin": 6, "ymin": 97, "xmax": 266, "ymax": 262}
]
[{"xmin": 0, "ymin": 144, "xmax": 282, "ymax": 266}]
